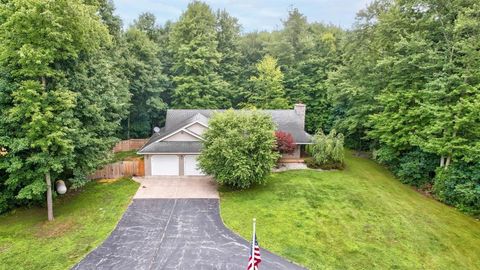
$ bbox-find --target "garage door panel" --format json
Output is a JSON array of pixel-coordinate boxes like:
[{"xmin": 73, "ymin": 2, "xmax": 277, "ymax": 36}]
[
  {"xmin": 151, "ymin": 155, "xmax": 179, "ymax": 176},
  {"xmin": 184, "ymin": 155, "xmax": 205, "ymax": 176}
]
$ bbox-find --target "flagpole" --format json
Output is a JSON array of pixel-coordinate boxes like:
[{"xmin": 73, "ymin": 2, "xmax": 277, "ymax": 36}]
[{"xmin": 252, "ymin": 218, "xmax": 256, "ymax": 261}]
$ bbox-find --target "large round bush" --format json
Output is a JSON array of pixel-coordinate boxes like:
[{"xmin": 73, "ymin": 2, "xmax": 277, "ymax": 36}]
[{"xmin": 198, "ymin": 110, "xmax": 279, "ymax": 189}]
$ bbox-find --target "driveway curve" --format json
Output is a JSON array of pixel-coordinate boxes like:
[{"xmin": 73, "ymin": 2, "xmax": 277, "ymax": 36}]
[{"xmin": 73, "ymin": 198, "xmax": 305, "ymax": 270}]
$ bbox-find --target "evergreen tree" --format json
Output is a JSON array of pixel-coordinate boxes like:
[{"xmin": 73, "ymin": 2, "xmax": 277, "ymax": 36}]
[
  {"xmin": 247, "ymin": 55, "xmax": 289, "ymax": 109},
  {"xmin": 168, "ymin": 1, "xmax": 230, "ymax": 109}
]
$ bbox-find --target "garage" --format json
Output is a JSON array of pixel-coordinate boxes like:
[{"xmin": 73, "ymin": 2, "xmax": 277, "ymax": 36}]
[
  {"xmin": 150, "ymin": 154, "xmax": 205, "ymax": 176},
  {"xmin": 151, "ymin": 155, "xmax": 179, "ymax": 176},
  {"xmin": 184, "ymin": 155, "xmax": 205, "ymax": 176}
]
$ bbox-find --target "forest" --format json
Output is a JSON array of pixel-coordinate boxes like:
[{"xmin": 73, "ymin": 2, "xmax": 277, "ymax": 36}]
[{"xmin": 0, "ymin": 0, "xmax": 479, "ymax": 215}]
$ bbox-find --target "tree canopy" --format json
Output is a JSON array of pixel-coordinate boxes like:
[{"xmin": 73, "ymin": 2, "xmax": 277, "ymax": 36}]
[
  {"xmin": 198, "ymin": 110, "xmax": 279, "ymax": 189},
  {"xmin": 0, "ymin": 0, "xmax": 478, "ymax": 216}
]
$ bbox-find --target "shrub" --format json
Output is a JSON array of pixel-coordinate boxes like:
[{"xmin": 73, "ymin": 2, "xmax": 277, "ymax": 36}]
[
  {"xmin": 274, "ymin": 131, "xmax": 295, "ymax": 154},
  {"xmin": 434, "ymin": 162, "xmax": 480, "ymax": 216},
  {"xmin": 374, "ymin": 147, "xmax": 437, "ymax": 188},
  {"xmin": 304, "ymin": 157, "xmax": 344, "ymax": 170},
  {"xmin": 198, "ymin": 110, "xmax": 279, "ymax": 189},
  {"xmin": 396, "ymin": 149, "xmax": 437, "ymax": 188},
  {"xmin": 307, "ymin": 129, "xmax": 344, "ymax": 167}
]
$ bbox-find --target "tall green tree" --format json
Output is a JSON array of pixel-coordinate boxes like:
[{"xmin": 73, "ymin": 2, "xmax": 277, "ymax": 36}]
[
  {"xmin": 0, "ymin": 0, "xmax": 113, "ymax": 219},
  {"xmin": 133, "ymin": 12, "xmax": 162, "ymax": 42},
  {"xmin": 168, "ymin": 1, "xmax": 230, "ymax": 109},
  {"xmin": 366, "ymin": 0, "xmax": 480, "ymax": 166},
  {"xmin": 216, "ymin": 9, "xmax": 243, "ymax": 106},
  {"xmin": 246, "ymin": 55, "xmax": 289, "ymax": 109},
  {"xmin": 121, "ymin": 22, "xmax": 167, "ymax": 138},
  {"xmin": 327, "ymin": 0, "xmax": 389, "ymax": 150}
]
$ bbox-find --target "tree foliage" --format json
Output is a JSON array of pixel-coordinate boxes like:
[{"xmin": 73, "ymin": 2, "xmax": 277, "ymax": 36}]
[
  {"xmin": 198, "ymin": 111, "xmax": 279, "ymax": 189},
  {"xmin": 168, "ymin": 1, "xmax": 230, "ymax": 109},
  {"xmin": 121, "ymin": 25, "xmax": 167, "ymax": 138},
  {"xmin": 246, "ymin": 55, "xmax": 289, "ymax": 109},
  {"xmin": 307, "ymin": 129, "xmax": 345, "ymax": 166},
  {"xmin": 1, "ymin": 0, "xmax": 479, "ymax": 216},
  {"xmin": 275, "ymin": 131, "xmax": 296, "ymax": 154},
  {"xmin": 328, "ymin": 0, "xmax": 480, "ymax": 214},
  {"xmin": 434, "ymin": 162, "xmax": 480, "ymax": 216},
  {"xmin": 0, "ymin": 0, "xmax": 126, "ymax": 215}
]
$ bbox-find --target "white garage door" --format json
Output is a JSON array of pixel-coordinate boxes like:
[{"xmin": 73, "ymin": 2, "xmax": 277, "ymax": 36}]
[
  {"xmin": 184, "ymin": 155, "xmax": 205, "ymax": 176},
  {"xmin": 151, "ymin": 155, "xmax": 179, "ymax": 176}
]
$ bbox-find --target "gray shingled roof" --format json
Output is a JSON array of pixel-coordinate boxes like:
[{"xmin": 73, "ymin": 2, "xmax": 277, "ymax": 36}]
[
  {"xmin": 138, "ymin": 141, "xmax": 203, "ymax": 154},
  {"xmin": 138, "ymin": 109, "xmax": 311, "ymax": 154}
]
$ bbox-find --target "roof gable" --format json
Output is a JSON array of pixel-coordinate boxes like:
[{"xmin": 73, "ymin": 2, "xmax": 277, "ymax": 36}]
[
  {"xmin": 165, "ymin": 109, "xmax": 311, "ymax": 144},
  {"xmin": 138, "ymin": 108, "xmax": 312, "ymax": 154}
]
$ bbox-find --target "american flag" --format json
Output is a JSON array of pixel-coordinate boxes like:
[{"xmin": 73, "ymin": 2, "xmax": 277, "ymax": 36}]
[{"xmin": 247, "ymin": 221, "xmax": 261, "ymax": 270}]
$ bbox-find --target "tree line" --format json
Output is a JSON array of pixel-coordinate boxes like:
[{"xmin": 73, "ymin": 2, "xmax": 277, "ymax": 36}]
[{"xmin": 0, "ymin": 0, "xmax": 478, "ymax": 216}]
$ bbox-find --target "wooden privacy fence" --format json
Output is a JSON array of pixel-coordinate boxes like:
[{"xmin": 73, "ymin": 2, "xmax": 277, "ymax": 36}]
[
  {"xmin": 113, "ymin": 139, "xmax": 148, "ymax": 153},
  {"xmin": 90, "ymin": 159, "xmax": 144, "ymax": 179}
]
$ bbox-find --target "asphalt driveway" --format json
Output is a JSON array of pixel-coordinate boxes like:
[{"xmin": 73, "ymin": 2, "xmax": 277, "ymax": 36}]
[{"xmin": 73, "ymin": 198, "xmax": 304, "ymax": 270}]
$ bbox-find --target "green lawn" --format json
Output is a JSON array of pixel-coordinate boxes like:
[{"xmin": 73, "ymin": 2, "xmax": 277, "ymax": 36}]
[
  {"xmin": 111, "ymin": 150, "xmax": 141, "ymax": 162},
  {"xmin": 0, "ymin": 178, "xmax": 139, "ymax": 270},
  {"xmin": 220, "ymin": 151, "xmax": 480, "ymax": 270}
]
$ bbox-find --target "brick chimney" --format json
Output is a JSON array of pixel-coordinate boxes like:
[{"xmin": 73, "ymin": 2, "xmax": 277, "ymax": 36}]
[{"xmin": 294, "ymin": 103, "xmax": 306, "ymax": 130}]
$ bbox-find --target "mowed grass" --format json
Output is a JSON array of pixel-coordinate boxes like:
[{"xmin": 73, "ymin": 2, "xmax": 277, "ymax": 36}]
[
  {"xmin": 0, "ymin": 178, "xmax": 139, "ymax": 270},
  {"xmin": 220, "ymin": 151, "xmax": 480, "ymax": 270},
  {"xmin": 111, "ymin": 150, "xmax": 142, "ymax": 162}
]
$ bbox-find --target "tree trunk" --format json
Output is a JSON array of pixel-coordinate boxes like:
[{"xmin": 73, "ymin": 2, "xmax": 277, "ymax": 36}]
[
  {"xmin": 445, "ymin": 155, "xmax": 451, "ymax": 168},
  {"xmin": 440, "ymin": 156, "xmax": 445, "ymax": 167},
  {"xmin": 46, "ymin": 172, "xmax": 54, "ymax": 221}
]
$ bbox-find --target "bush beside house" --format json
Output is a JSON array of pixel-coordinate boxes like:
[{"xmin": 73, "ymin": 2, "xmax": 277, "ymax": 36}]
[
  {"xmin": 274, "ymin": 131, "xmax": 296, "ymax": 155},
  {"xmin": 198, "ymin": 110, "xmax": 279, "ymax": 189},
  {"xmin": 306, "ymin": 129, "xmax": 345, "ymax": 170}
]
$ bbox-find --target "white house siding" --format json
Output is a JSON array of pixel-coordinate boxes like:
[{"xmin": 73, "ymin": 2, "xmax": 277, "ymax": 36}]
[
  {"xmin": 163, "ymin": 131, "xmax": 200, "ymax": 141},
  {"xmin": 186, "ymin": 123, "xmax": 207, "ymax": 136}
]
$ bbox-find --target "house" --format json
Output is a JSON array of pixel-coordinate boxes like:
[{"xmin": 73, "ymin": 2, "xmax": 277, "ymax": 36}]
[{"xmin": 137, "ymin": 104, "xmax": 311, "ymax": 176}]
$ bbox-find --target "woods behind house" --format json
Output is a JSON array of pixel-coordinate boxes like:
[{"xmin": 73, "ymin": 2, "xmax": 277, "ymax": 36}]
[{"xmin": 0, "ymin": 0, "xmax": 478, "ymax": 215}]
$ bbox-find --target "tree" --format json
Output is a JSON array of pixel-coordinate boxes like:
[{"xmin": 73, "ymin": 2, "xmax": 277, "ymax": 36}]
[
  {"xmin": 121, "ymin": 23, "xmax": 167, "ymax": 138},
  {"xmin": 365, "ymin": 0, "xmax": 480, "ymax": 167},
  {"xmin": 168, "ymin": 1, "xmax": 230, "ymax": 109},
  {"xmin": 65, "ymin": 48, "xmax": 130, "ymax": 185},
  {"xmin": 307, "ymin": 129, "xmax": 345, "ymax": 166},
  {"xmin": 133, "ymin": 12, "xmax": 162, "ymax": 42},
  {"xmin": 327, "ymin": 1, "xmax": 387, "ymax": 150},
  {"xmin": 216, "ymin": 9, "xmax": 243, "ymax": 106},
  {"xmin": 0, "ymin": 0, "xmax": 111, "ymax": 219},
  {"xmin": 275, "ymin": 131, "xmax": 296, "ymax": 154},
  {"xmin": 247, "ymin": 55, "xmax": 289, "ymax": 109},
  {"xmin": 198, "ymin": 110, "xmax": 279, "ymax": 189},
  {"xmin": 267, "ymin": 8, "xmax": 312, "ymax": 66}
]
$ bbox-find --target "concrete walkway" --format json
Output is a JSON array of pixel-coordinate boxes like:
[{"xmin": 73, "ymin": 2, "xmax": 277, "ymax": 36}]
[{"xmin": 133, "ymin": 176, "xmax": 219, "ymax": 199}]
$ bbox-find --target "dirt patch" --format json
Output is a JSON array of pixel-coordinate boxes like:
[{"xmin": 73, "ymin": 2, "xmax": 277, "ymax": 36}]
[
  {"xmin": 97, "ymin": 178, "xmax": 122, "ymax": 184},
  {"xmin": 0, "ymin": 243, "xmax": 11, "ymax": 253},
  {"xmin": 35, "ymin": 219, "xmax": 78, "ymax": 239},
  {"xmin": 123, "ymin": 156, "xmax": 143, "ymax": 161}
]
